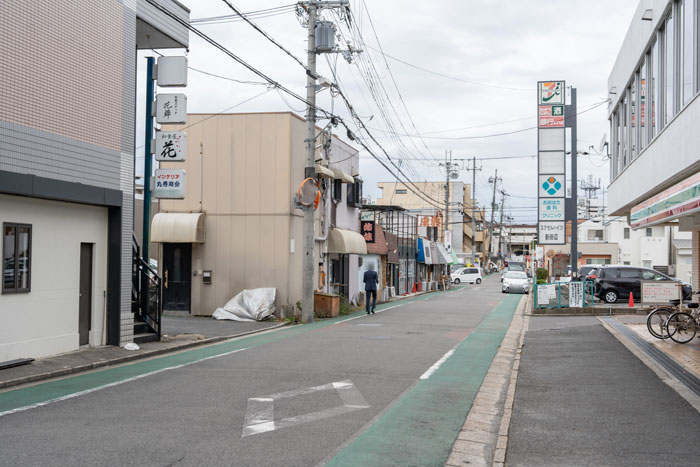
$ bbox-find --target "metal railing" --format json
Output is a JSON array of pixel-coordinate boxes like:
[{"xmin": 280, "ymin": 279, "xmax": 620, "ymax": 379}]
[
  {"xmin": 534, "ymin": 281, "xmax": 595, "ymax": 309},
  {"xmin": 132, "ymin": 234, "xmax": 162, "ymax": 339}
]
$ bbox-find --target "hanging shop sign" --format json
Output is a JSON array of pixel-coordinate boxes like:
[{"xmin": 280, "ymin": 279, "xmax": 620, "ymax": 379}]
[
  {"xmin": 361, "ymin": 220, "xmax": 376, "ymax": 243},
  {"xmin": 538, "ymin": 221, "xmax": 565, "ymax": 245},
  {"xmin": 153, "ymin": 169, "xmax": 186, "ymax": 199},
  {"xmin": 539, "ymin": 198, "xmax": 564, "ymax": 221},
  {"xmin": 155, "ymin": 93, "xmax": 187, "ymax": 124},
  {"xmin": 155, "ymin": 131, "xmax": 187, "ymax": 161}
]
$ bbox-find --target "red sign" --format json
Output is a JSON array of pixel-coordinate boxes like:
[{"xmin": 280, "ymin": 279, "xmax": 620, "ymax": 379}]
[{"xmin": 538, "ymin": 105, "xmax": 565, "ymax": 128}]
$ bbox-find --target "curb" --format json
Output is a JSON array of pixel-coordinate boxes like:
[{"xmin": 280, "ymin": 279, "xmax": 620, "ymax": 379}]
[
  {"xmin": 0, "ymin": 322, "xmax": 289, "ymax": 390},
  {"xmin": 445, "ymin": 293, "xmax": 529, "ymax": 467}
]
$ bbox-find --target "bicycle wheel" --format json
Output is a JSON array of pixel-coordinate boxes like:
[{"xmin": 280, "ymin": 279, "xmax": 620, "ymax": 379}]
[
  {"xmin": 646, "ymin": 308, "xmax": 673, "ymax": 339},
  {"xmin": 667, "ymin": 312, "xmax": 697, "ymax": 344}
]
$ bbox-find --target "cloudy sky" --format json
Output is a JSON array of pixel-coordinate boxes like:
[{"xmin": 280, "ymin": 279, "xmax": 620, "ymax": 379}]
[{"xmin": 140, "ymin": 0, "xmax": 639, "ymax": 224}]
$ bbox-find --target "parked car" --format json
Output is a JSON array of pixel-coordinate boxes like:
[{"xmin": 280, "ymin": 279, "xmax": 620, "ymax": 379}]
[
  {"xmin": 451, "ymin": 267, "xmax": 482, "ymax": 284},
  {"xmin": 593, "ymin": 265, "xmax": 692, "ymax": 303},
  {"xmin": 575, "ymin": 265, "xmax": 598, "ymax": 280},
  {"xmin": 502, "ymin": 271, "xmax": 529, "ymax": 294}
]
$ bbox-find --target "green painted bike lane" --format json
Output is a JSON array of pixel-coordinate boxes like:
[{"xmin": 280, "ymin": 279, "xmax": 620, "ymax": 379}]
[
  {"xmin": 0, "ymin": 289, "xmax": 462, "ymax": 417},
  {"xmin": 327, "ymin": 293, "xmax": 521, "ymax": 467}
]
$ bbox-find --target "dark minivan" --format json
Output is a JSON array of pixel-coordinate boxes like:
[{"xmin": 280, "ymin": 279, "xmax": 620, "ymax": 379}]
[{"xmin": 593, "ymin": 265, "xmax": 691, "ymax": 303}]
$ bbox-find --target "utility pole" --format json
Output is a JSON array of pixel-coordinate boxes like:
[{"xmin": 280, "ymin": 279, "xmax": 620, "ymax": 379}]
[
  {"xmin": 301, "ymin": 2, "xmax": 318, "ymax": 325},
  {"xmin": 471, "ymin": 156, "xmax": 477, "ymax": 266},
  {"xmin": 141, "ymin": 56, "xmax": 155, "ymax": 320},
  {"xmin": 497, "ymin": 190, "xmax": 506, "ymax": 260},
  {"xmin": 567, "ymin": 87, "xmax": 578, "ymax": 274},
  {"xmin": 301, "ymin": 0, "xmax": 349, "ymax": 324},
  {"xmin": 443, "ymin": 150, "xmax": 452, "ymax": 245},
  {"xmin": 488, "ymin": 170, "xmax": 501, "ymax": 265}
]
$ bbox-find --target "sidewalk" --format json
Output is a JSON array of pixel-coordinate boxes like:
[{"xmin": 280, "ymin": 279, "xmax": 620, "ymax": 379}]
[
  {"xmin": 506, "ymin": 316, "xmax": 700, "ymax": 466},
  {"xmin": 0, "ymin": 316, "xmax": 283, "ymax": 390}
]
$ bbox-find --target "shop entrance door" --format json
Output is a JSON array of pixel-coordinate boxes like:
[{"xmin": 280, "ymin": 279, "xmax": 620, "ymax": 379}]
[
  {"xmin": 79, "ymin": 243, "xmax": 93, "ymax": 345},
  {"xmin": 163, "ymin": 243, "xmax": 191, "ymax": 312}
]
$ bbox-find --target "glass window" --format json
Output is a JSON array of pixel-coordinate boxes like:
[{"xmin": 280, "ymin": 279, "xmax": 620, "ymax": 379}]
[
  {"xmin": 630, "ymin": 76, "xmax": 637, "ymax": 158},
  {"xmin": 2, "ymin": 223, "xmax": 31, "ymax": 293},
  {"xmin": 395, "ymin": 189, "xmax": 407, "ymax": 194},
  {"xmin": 651, "ymin": 39, "xmax": 660, "ymax": 135},
  {"xmin": 642, "ymin": 270, "xmax": 667, "ymax": 280},
  {"xmin": 664, "ymin": 13, "xmax": 675, "ymax": 124},
  {"xmin": 639, "ymin": 59, "xmax": 647, "ymax": 151},
  {"xmin": 624, "ymin": 227, "xmax": 630, "ymax": 239},
  {"xmin": 646, "ymin": 227, "xmax": 653, "ymax": 237},
  {"xmin": 622, "ymin": 90, "xmax": 628, "ymax": 167},
  {"xmin": 682, "ymin": 0, "xmax": 695, "ymax": 105},
  {"xmin": 619, "ymin": 268, "xmax": 641, "ymax": 279}
]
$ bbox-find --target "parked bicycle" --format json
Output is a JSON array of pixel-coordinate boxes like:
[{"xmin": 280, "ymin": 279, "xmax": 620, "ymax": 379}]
[
  {"xmin": 646, "ymin": 292, "xmax": 699, "ymax": 340},
  {"xmin": 665, "ymin": 298, "xmax": 700, "ymax": 344}
]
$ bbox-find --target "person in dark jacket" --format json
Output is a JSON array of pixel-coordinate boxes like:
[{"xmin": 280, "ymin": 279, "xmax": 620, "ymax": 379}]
[{"xmin": 363, "ymin": 263, "xmax": 379, "ymax": 314}]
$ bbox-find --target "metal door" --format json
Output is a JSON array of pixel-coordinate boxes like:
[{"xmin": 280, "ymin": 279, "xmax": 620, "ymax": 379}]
[
  {"xmin": 162, "ymin": 243, "xmax": 192, "ymax": 312},
  {"xmin": 79, "ymin": 243, "xmax": 93, "ymax": 345}
]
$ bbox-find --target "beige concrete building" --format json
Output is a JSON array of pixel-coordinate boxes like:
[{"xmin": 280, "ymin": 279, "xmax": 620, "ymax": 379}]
[{"xmin": 155, "ymin": 112, "xmax": 364, "ymax": 316}]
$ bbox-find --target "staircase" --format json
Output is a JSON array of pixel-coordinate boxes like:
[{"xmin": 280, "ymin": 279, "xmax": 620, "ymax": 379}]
[{"xmin": 132, "ymin": 234, "xmax": 162, "ymax": 344}]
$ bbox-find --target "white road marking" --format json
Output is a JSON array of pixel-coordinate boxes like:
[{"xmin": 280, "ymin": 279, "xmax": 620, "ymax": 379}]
[
  {"xmin": 419, "ymin": 344, "xmax": 459, "ymax": 380},
  {"xmin": 0, "ymin": 348, "xmax": 247, "ymax": 418},
  {"xmin": 333, "ymin": 303, "xmax": 405, "ymax": 324},
  {"xmin": 241, "ymin": 379, "xmax": 369, "ymax": 437}
]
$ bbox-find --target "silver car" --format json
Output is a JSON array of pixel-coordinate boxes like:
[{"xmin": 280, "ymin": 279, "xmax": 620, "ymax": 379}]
[{"xmin": 502, "ymin": 271, "xmax": 529, "ymax": 294}]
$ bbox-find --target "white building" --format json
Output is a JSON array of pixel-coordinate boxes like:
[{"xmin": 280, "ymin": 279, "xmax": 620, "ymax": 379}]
[
  {"xmin": 607, "ymin": 0, "xmax": 700, "ymax": 293},
  {"xmin": 0, "ymin": 1, "xmax": 189, "ymax": 361}
]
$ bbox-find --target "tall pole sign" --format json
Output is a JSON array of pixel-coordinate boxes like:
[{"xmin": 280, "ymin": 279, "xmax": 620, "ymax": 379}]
[{"xmin": 537, "ymin": 81, "xmax": 566, "ymax": 246}]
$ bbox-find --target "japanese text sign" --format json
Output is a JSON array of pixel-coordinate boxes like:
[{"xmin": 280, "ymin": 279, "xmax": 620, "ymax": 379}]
[
  {"xmin": 361, "ymin": 220, "xmax": 375, "ymax": 243},
  {"xmin": 155, "ymin": 94, "xmax": 187, "ymax": 124},
  {"xmin": 538, "ymin": 222, "xmax": 565, "ymax": 245},
  {"xmin": 153, "ymin": 169, "xmax": 186, "ymax": 199},
  {"xmin": 155, "ymin": 131, "xmax": 187, "ymax": 161},
  {"xmin": 539, "ymin": 198, "xmax": 564, "ymax": 221}
]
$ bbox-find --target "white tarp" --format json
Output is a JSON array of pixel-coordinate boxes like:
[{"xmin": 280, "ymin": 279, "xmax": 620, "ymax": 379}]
[{"xmin": 213, "ymin": 288, "xmax": 277, "ymax": 321}]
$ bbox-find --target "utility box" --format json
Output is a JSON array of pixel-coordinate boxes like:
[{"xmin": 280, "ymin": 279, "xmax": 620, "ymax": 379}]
[
  {"xmin": 314, "ymin": 292, "xmax": 340, "ymax": 318},
  {"xmin": 315, "ymin": 21, "xmax": 336, "ymax": 52}
]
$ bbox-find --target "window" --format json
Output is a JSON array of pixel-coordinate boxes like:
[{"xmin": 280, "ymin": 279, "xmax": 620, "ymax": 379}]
[
  {"xmin": 332, "ymin": 179, "xmax": 342, "ymax": 201},
  {"xmin": 587, "ymin": 229, "xmax": 604, "ymax": 241},
  {"xmin": 630, "ymin": 75, "xmax": 637, "ymax": 158},
  {"xmin": 427, "ymin": 226, "xmax": 438, "ymax": 241},
  {"xmin": 639, "ymin": 58, "xmax": 647, "ymax": 151},
  {"xmin": 624, "ymin": 227, "xmax": 630, "ymax": 239},
  {"xmin": 395, "ymin": 189, "xmax": 407, "ymax": 195},
  {"xmin": 3, "ymin": 223, "xmax": 32, "ymax": 293},
  {"xmin": 681, "ymin": 0, "xmax": 694, "ymax": 105},
  {"xmin": 624, "ymin": 261, "xmax": 631, "ymax": 265},
  {"xmin": 619, "ymin": 268, "xmax": 641, "ymax": 279},
  {"xmin": 646, "ymin": 227, "xmax": 653, "ymax": 237},
  {"xmin": 651, "ymin": 39, "xmax": 660, "ymax": 136},
  {"xmin": 622, "ymin": 90, "xmax": 629, "ymax": 167},
  {"xmin": 347, "ymin": 179, "xmax": 363, "ymax": 207},
  {"xmin": 642, "ymin": 270, "xmax": 667, "ymax": 280},
  {"xmin": 664, "ymin": 13, "xmax": 675, "ymax": 124}
]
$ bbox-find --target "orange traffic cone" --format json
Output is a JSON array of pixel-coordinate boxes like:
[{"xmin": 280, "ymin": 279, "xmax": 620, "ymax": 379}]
[
  {"xmin": 412, "ymin": 283, "xmax": 416, "ymax": 293},
  {"xmin": 628, "ymin": 292, "xmax": 634, "ymax": 307}
]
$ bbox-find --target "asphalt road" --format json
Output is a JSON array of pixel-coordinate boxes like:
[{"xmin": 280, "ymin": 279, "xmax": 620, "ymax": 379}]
[
  {"xmin": 507, "ymin": 317, "xmax": 700, "ymax": 467},
  {"xmin": 0, "ymin": 275, "xmax": 519, "ymax": 467}
]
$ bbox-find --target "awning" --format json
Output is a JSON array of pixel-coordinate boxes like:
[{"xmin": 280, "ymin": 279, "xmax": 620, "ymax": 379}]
[
  {"xmin": 151, "ymin": 213, "xmax": 205, "ymax": 243},
  {"xmin": 328, "ymin": 228, "xmax": 368, "ymax": 254},
  {"xmin": 314, "ymin": 164, "xmax": 335, "ymax": 178},
  {"xmin": 430, "ymin": 243, "xmax": 443, "ymax": 264},
  {"xmin": 331, "ymin": 168, "xmax": 355, "ymax": 184},
  {"xmin": 450, "ymin": 250, "xmax": 460, "ymax": 265}
]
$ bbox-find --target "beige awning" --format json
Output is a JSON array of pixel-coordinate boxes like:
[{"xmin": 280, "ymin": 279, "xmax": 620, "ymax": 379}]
[
  {"xmin": 328, "ymin": 228, "xmax": 367, "ymax": 255},
  {"xmin": 151, "ymin": 213, "xmax": 205, "ymax": 243},
  {"xmin": 314, "ymin": 164, "xmax": 335, "ymax": 178},
  {"xmin": 331, "ymin": 168, "xmax": 355, "ymax": 184}
]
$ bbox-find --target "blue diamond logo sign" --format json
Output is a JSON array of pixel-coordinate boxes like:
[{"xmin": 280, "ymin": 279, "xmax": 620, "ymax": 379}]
[{"xmin": 542, "ymin": 176, "xmax": 562, "ymax": 195}]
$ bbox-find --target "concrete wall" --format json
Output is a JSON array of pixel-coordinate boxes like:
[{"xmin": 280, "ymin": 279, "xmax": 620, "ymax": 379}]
[{"xmin": 0, "ymin": 195, "xmax": 108, "ymax": 361}]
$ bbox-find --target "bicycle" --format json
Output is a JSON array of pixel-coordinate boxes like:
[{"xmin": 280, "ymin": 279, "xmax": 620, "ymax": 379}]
[
  {"xmin": 666, "ymin": 301, "xmax": 700, "ymax": 344},
  {"xmin": 646, "ymin": 305, "xmax": 678, "ymax": 340}
]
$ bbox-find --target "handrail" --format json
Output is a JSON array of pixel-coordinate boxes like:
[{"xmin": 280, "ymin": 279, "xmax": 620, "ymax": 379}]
[{"xmin": 135, "ymin": 256, "xmax": 162, "ymax": 340}]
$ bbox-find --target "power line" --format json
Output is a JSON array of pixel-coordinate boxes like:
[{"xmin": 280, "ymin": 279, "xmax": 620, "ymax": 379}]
[
  {"xmin": 365, "ymin": 45, "xmax": 534, "ymax": 91},
  {"xmin": 191, "ymin": 4, "xmax": 296, "ymax": 24}
]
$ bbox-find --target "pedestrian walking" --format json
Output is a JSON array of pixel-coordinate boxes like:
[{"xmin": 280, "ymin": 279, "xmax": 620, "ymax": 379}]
[{"xmin": 363, "ymin": 263, "xmax": 379, "ymax": 314}]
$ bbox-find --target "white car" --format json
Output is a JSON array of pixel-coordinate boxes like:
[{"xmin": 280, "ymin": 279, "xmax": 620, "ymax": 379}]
[
  {"xmin": 451, "ymin": 267, "xmax": 482, "ymax": 285},
  {"xmin": 502, "ymin": 271, "xmax": 529, "ymax": 294}
]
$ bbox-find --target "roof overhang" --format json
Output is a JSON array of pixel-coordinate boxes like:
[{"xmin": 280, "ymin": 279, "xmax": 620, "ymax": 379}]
[
  {"xmin": 331, "ymin": 168, "xmax": 355, "ymax": 184},
  {"xmin": 328, "ymin": 228, "xmax": 367, "ymax": 255},
  {"xmin": 314, "ymin": 164, "xmax": 335, "ymax": 178},
  {"xmin": 151, "ymin": 213, "xmax": 205, "ymax": 243}
]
